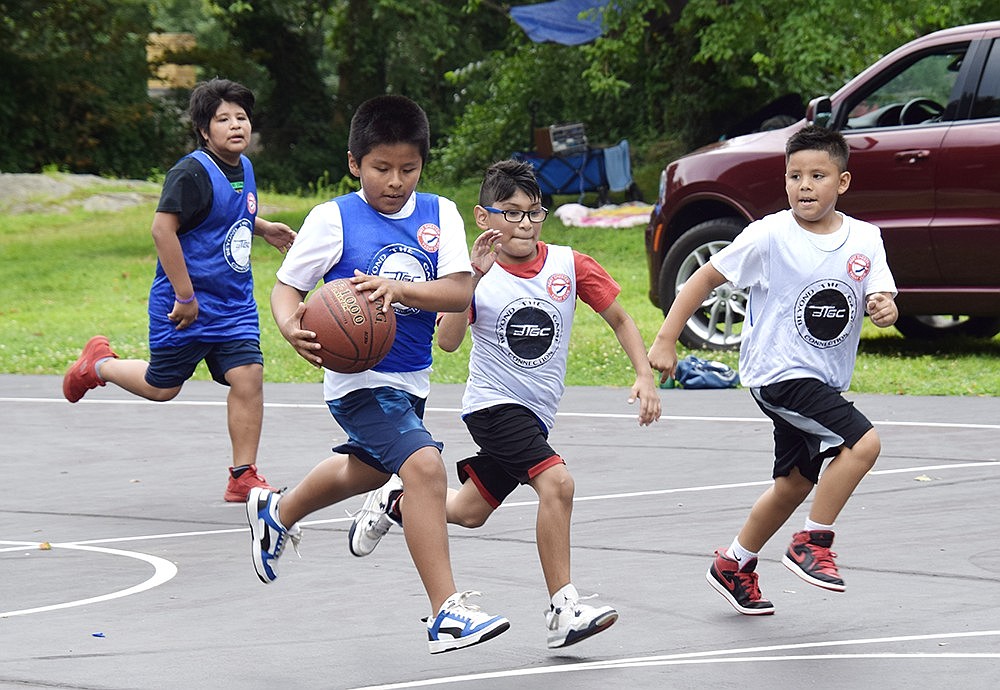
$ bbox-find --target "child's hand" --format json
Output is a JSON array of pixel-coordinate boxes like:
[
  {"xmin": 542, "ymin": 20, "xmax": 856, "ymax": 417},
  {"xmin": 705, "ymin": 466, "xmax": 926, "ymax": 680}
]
[
  {"xmin": 168, "ymin": 298, "xmax": 198, "ymax": 330},
  {"xmin": 351, "ymin": 270, "xmax": 401, "ymax": 311},
  {"xmin": 259, "ymin": 219, "xmax": 297, "ymax": 254},
  {"xmin": 629, "ymin": 375, "xmax": 662, "ymax": 426},
  {"xmin": 470, "ymin": 229, "xmax": 502, "ymax": 276},
  {"xmin": 647, "ymin": 338, "xmax": 679, "ymax": 385},
  {"xmin": 281, "ymin": 301, "xmax": 323, "ymax": 367},
  {"xmin": 866, "ymin": 292, "xmax": 898, "ymax": 328}
]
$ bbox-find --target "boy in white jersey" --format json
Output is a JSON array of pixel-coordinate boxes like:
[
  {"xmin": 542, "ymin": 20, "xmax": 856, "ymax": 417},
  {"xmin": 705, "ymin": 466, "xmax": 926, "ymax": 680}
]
[
  {"xmin": 247, "ymin": 95, "xmax": 509, "ymax": 654},
  {"xmin": 648, "ymin": 125, "xmax": 898, "ymax": 615},
  {"xmin": 351, "ymin": 159, "xmax": 661, "ymax": 648}
]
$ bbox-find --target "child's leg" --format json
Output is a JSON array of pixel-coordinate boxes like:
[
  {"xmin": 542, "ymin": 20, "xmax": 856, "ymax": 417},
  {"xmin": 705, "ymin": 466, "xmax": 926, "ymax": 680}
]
[
  {"xmin": 278, "ymin": 454, "xmax": 388, "ymax": 526},
  {"xmin": 808, "ymin": 427, "xmax": 880, "ymax": 524},
  {"xmin": 528, "ymin": 464, "xmax": 575, "ymax": 597},
  {"xmin": 397, "ymin": 446, "xmax": 456, "ymax": 613},
  {"xmin": 445, "ymin": 483, "xmax": 495, "ymax": 529},
  {"xmin": 100, "ymin": 358, "xmax": 181, "ymax": 401},
  {"xmin": 737, "ymin": 468, "xmax": 814, "ymax": 553},
  {"xmin": 222, "ymin": 363, "xmax": 263, "ymax": 468}
]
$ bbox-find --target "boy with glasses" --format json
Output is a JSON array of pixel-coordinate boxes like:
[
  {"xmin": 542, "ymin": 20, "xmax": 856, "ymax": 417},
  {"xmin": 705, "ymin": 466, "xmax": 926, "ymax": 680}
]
[{"xmin": 350, "ymin": 158, "xmax": 660, "ymax": 648}]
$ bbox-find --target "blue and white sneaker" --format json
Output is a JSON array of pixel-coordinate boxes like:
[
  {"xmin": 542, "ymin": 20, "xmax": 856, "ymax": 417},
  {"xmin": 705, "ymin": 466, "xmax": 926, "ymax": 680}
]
[
  {"xmin": 246, "ymin": 487, "xmax": 301, "ymax": 583},
  {"xmin": 348, "ymin": 474, "xmax": 403, "ymax": 557},
  {"xmin": 426, "ymin": 591, "xmax": 510, "ymax": 654},
  {"xmin": 545, "ymin": 595, "xmax": 618, "ymax": 648}
]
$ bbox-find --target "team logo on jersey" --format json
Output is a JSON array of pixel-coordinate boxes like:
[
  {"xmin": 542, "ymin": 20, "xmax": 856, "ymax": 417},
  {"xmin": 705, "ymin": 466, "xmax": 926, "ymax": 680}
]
[
  {"xmin": 246, "ymin": 192, "xmax": 257, "ymax": 216},
  {"xmin": 416, "ymin": 223, "xmax": 441, "ymax": 253},
  {"xmin": 496, "ymin": 297, "xmax": 563, "ymax": 368},
  {"xmin": 223, "ymin": 217, "xmax": 254, "ymax": 273},
  {"xmin": 546, "ymin": 273, "xmax": 572, "ymax": 302},
  {"xmin": 847, "ymin": 253, "xmax": 870, "ymax": 282},
  {"xmin": 794, "ymin": 279, "xmax": 857, "ymax": 348},
  {"xmin": 369, "ymin": 243, "xmax": 436, "ymax": 315}
]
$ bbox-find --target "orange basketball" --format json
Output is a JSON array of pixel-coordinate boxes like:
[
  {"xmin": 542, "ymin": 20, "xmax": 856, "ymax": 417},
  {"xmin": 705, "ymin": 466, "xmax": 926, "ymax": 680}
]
[{"xmin": 301, "ymin": 278, "xmax": 396, "ymax": 373}]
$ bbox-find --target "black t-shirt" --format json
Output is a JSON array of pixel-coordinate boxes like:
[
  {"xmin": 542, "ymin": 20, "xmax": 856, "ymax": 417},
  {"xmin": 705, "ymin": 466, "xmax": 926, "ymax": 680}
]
[{"xmin": 156, "ymin": 148, "xmax": 245, "ymax": 233}]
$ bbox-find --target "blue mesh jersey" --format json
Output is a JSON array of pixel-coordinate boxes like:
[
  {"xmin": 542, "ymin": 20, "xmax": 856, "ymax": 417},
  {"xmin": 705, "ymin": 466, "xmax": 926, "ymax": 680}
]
[
  {"xmin": 148, "ymin": 150, "xmax": 260, "ymax": 348},
  {"xmin": 323, "ymin": 192, "xmax": 441, "ymax": 372}
]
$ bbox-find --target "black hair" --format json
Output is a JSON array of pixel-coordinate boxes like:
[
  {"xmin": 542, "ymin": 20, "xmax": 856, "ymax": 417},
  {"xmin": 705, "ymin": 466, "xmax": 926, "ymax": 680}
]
[
  {"xmin": 478, "ymin": 159, "xmax": 542, "ymax": 207},
  {"xmin": 348, "ymin": 95, "xmax": 430, "ymax": 164},
  {"xmin": 785, "ymin": 125, "xmax": 849, "ymax": 172},
  {"xmin": 189, "ymin": 78, "xmax": 255, "ymax": 147}
]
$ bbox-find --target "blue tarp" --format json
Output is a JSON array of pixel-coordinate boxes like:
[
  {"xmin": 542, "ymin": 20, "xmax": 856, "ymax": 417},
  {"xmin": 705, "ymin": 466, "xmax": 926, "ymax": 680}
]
[{"xmin": 510, "ymin": 0, "xmax": 611, "ymax": 46}]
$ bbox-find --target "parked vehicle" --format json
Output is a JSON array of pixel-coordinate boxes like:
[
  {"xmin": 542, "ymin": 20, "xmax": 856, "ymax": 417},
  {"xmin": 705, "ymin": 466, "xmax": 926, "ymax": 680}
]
[{"xmin": 645, "ymin": 21, "xmax": 1000, "ymax": 350}]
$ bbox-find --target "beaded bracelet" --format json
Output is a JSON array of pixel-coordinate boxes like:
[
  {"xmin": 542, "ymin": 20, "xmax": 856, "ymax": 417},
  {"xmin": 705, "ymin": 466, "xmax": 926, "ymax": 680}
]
[{"xmin": 175, "ymin": 293, "xmax": 196, "ymax": 304}]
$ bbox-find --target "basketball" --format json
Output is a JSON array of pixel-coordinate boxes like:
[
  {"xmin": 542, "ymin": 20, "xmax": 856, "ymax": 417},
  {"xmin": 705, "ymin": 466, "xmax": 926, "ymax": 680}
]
[{"xmin": 301, "ymin": 278, "xmax": 396, "ymax": 373}]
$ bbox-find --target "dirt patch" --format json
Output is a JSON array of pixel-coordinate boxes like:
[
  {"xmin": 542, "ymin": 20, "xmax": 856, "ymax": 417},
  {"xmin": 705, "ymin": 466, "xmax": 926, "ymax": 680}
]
[{"xmin": 0, "ymin": 172, "xmax": 162, "ymax": 214}]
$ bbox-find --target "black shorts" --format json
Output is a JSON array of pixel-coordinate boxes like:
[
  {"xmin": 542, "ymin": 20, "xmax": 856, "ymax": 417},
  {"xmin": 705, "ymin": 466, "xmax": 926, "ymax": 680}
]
[
  {"xmin": 458, "ymin": 404, "xmax": 564, "ymax": 508},
  {"xmin": 750, "ymin": 378, "xmax": 873, "ymax": 484}
]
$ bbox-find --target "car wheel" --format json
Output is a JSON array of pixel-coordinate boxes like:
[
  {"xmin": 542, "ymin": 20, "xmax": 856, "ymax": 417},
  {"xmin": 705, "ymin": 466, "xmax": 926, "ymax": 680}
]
[
  {"xmin": 659, "ymin": 217, "xmax": 747, "ymax": 351},
  {"xmin": 893, "ymin": 315, "xmax": 1000, "ymax": 339}
]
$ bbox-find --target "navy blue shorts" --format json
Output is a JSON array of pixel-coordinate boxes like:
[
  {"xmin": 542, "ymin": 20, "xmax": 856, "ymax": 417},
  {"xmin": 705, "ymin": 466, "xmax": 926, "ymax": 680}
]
[
  {"xmin": 145, "ymin": 339, "xmax": 263, "ymax": 389},
  {"xmin": 751, "ymin": 378, "xmax": 873, "ymax": 484},
  {"xmin": 458, "ymin": 404, "xmax": 564, "ymax": 509},
  {"xmin": 327, "ymin": 387, "xmax": 443, "ymax": 475}
]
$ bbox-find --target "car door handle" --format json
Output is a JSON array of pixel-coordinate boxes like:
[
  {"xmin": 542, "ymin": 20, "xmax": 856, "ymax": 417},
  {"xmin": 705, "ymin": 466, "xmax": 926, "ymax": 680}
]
[{"xmin": 895, "ymin": 149, "xmax": 930, "ymax": 164}]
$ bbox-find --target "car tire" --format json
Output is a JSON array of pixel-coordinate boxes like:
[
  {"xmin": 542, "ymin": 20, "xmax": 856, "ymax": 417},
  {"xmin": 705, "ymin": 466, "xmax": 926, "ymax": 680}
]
[
  {"xmin": 658, "ymin": 217, "xmax": 747, "ymax": 351},
  {"xmin": 893, "ymin": 315, "xmax": 1000, "ymax": 340}
]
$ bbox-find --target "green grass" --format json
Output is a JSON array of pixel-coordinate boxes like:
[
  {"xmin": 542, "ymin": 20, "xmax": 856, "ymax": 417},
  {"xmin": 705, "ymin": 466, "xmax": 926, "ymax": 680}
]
[{"xmin": 1, "ymin": 175, "xmax": 996, "ymax": 396}]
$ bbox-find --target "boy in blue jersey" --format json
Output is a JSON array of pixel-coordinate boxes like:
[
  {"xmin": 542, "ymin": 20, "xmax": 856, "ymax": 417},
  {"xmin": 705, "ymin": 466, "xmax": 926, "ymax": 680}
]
[
  {"xmin": 249, "ymin": 95, "xmax": 510, "ymax": 654},
  {"xmin": 63, "ymin": 78, "xmax": 296, "ymax": 503}
]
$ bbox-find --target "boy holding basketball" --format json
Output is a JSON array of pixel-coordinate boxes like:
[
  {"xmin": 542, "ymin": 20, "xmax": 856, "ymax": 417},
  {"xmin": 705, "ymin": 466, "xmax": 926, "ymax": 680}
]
[
  {"xmin": 251, "ymin": 95, "xmax": 509, "ymax": 654},
  {"xmin": 350, "ymin": 159, "xmax": 661, "ymax": 648},
  {"xmin": 62, "ymin": 78, "xmax": 295, "ymax": 503},
  {"xmin": 647, "ymin": 125, "xmax": 898, "ymax": 615}
]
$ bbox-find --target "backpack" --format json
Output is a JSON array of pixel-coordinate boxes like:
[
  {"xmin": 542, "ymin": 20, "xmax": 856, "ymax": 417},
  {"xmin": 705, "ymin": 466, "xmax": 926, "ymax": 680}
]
[{"xmin": 674, "ymin": 355, "xmax": 740, "ymax": 389}]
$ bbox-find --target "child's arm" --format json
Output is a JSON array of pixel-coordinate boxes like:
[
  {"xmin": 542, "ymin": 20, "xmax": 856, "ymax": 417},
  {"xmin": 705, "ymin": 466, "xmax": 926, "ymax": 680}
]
[
  {"xmin": 866, "ymin": 292, "xmax": 898, "ymax": 327},
  {"xmin": 150, "ymin": 211, "xmax": 197, "ymax": 330},
  {"xmin": 270, "ymin": 279, "xmax": 323, "ymax": 367},
  {"xmin": 254, "ymin": 216, "xmax": 296, "ymax": 254},
  {"xmin": 598, "ymin": 300, "xmax": 662, "ymax": 426},
  {"xmin": 647, "ymin": 262, "xmax": 728, "ymax": 383},
  {"xmin": 436, "ymin": 229, "xmax": 501, "ymax": 352}
]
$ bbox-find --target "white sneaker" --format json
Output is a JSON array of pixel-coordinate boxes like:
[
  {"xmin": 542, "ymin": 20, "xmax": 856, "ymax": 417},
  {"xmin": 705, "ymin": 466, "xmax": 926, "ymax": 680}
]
[
  {"xmin": 348, "ymin": 474, "xmax": 402, "ymax": 557},
  {"xmin": 545, "ymin": 596, "xmax": 618, "ymax": 648},
  {"xmin": 427, "ymin": 591, "xmax": 510, "ymax": 654},
  {"xmin": 246, "ymin": 487, "xmax": 301, "ymax": 583}
]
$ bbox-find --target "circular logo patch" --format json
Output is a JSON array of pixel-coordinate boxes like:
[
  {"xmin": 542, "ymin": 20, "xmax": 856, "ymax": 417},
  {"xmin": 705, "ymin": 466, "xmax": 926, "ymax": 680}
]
[
  {"xmin": 223, "ymin": 218, "xmax": 254, "ymax": 273},
  {"xmin": 794, "ymin": 279, "xmax": 857, "ymax": 348},
  {"xmin": 847, "ymin": 253, "xmax": 871, "ymax": 282},
  {"xmin": 417, "ymin": 223, "xmax": 441, "ymax": 253},
  {"xmin": 546, "ymin": 273, "xmax": 572, "ymax": 302},
  {"xmin": 496, "ymin": 298, "xmax": 562, "ymax": 368},
  {"xmin": 246, "ymin": 192, "xmax": 257, "ymax": 215}
]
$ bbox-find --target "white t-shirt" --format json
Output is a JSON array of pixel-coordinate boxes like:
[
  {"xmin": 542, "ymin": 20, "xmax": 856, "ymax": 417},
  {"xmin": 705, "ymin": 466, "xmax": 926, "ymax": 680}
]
[
  {"xmin": 711, "ymin": 210, "xmax": 896, "ymax": 391},
  {"xmin": 276, "ymin": 190, "xmax": 470, "ymax": 400}
]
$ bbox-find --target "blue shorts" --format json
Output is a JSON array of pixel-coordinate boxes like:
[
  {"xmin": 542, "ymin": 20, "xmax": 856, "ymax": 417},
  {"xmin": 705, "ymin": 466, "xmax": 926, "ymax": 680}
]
[
  {"xmin": 458, "ymin": 404, "xmax": 564, "ymax": 509},
  {"xmin": 145, "ymin": 340, "xmax": 263, "ymax": 389},
  {"xmin": 751, "ymin": 378, "xmax": 873, "ymax": 484},
  {"xmin": 327, "ymin": 387, "xmax": 443, "ymax": 475}
]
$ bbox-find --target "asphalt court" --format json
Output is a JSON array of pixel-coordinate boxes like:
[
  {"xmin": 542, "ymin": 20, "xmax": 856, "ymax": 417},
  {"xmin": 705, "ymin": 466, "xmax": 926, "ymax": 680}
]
[{"xmin": 2, "ymin": 374, "xmax": 999, "ymax": 689}]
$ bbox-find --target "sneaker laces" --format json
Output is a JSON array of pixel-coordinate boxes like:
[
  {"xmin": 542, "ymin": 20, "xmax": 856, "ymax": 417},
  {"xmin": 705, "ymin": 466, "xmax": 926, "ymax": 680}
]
[
  {"xmin": 277, "ymin": 525, "xmax": 303, "ymax": 559},
  {"xmin": 811, "ymin": 546, "xmax": 839, "ymax": 574},
  {"xmin": 446, "ymin": 590, "xmax": 485, "ymax": 618},
  {"xmin": 344, "ymin": 506, "xmax": 392, "ymax": 537},
  {"xmin": 736, "ymin": 570, "xmax": 763, "ymax": 601}
]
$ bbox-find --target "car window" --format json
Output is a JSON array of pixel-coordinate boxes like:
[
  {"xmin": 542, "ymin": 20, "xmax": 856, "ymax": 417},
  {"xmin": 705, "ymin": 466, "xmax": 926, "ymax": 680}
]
[
  {"xmin": 844, "ymin": 47, "xmax": 966, "ymax": 129},
  {"xmin": 971, "ymin": 39, "xmax": 1000, "ymax": 119}
]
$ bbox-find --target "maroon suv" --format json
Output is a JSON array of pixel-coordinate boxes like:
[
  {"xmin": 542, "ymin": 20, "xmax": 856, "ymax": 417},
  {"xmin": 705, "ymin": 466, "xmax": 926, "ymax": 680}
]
[{"xmin": 645, "ymin": 21, "xmax": 1000, "ymax": 350}]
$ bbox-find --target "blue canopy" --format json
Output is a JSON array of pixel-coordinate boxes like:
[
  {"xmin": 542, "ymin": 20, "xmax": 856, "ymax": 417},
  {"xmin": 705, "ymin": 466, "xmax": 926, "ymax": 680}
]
[{"xmin": 510, "ymin": 0, "xmax": 611, "ymax": 46}]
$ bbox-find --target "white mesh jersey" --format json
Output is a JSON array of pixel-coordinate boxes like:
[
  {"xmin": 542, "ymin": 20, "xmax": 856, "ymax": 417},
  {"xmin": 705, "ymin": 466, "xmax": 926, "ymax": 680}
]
[
  {"xmin": 711, "ymin": 210, "xmax": 896, "ymax": 391},
  {"xmin": 462, "ymin": 244, "xmax": 578, "ymax": 430}
]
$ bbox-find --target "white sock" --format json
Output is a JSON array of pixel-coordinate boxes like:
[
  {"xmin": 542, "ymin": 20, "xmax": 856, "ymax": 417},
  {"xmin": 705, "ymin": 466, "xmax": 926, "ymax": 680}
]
[
  {"xmin": 551, "ymin": 583, "xmax": 580, "ymax": 608},
  {"xmin": 94, "ymin": 356, "xmax": 113, "ymax": 382},
  {"xmin": 725, "ymin": 538, "xmax": 757, "ymax": 569},
  {"xmin": 804, "ymin": 518, "xmax": 834, "ymax": 532}
]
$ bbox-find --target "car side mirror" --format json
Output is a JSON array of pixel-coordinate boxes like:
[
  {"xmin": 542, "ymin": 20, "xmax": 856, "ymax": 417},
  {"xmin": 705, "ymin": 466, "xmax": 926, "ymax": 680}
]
[{"xmin": 806, "ymin": 96, "xmax": 833, "ymax": 128}]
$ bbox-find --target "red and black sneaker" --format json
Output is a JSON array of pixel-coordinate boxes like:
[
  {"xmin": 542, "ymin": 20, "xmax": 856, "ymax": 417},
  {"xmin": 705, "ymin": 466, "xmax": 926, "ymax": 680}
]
[
  {"xmin": 706, "ymin": 549, "xmax": 775, "ymax": 615},
  {"xmin": 782, "ymin": 530, "xmax": 846, "ymax": 592}
]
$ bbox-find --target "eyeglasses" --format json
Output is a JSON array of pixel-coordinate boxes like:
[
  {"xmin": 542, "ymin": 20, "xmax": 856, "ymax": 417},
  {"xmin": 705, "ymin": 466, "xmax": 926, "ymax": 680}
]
[{"xmin": 483, "ymin": 206, "xmax": 549, "ymax": 223}]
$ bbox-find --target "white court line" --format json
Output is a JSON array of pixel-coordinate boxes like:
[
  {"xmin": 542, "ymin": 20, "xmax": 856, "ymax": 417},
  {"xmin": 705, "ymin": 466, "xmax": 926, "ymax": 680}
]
[
  {"xmin": 347, "ymin": 630, "xmax": 1000, "ymax": 689},
  {"xmin": 0, "ymin": 541, "xmax": 177, "ymax": 618},
  {"xmin": 3, "ymin": 396, "xmax": 999, "ymax": 430}
]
